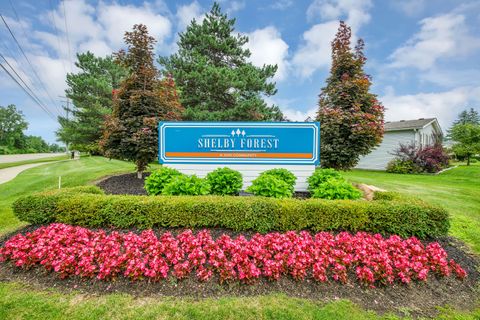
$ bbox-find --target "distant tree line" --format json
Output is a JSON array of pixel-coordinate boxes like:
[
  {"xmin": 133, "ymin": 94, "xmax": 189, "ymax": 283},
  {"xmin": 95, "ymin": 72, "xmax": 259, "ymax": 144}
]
[{"xmin": 0, "ymin": 104, "xmax": 64, "ymax": 155}]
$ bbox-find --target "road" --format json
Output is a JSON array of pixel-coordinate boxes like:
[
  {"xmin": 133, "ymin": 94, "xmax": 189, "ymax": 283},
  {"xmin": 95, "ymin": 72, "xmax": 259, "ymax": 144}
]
[{"xmin": 0, "ymin": 153, "xmax": 65, "ymax": 164}]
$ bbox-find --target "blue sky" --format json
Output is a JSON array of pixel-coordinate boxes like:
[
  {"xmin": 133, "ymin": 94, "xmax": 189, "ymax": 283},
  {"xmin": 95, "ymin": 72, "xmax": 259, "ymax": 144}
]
[{"xmin": 0, "ymin": 0, "xmax": 479, "ymax": 144}]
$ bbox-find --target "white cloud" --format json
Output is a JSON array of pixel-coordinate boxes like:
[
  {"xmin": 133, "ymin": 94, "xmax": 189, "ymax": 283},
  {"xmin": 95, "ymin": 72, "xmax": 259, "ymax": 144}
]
[
  {"xmin": 264, "ymin": 96, "xmax": 317, "ymax": 122},
  {"xmin": 51, "ymin": 0, "xmax": 102, "ymax": 49},
  {"xmin": 293, "ymin": 0, "xmax": 372, "ymax": 78},
  {"xmin": 245, "ymin": 27, "xmax": 290, "ymax": 81},
  {"xmin": 225, "ymin": 1, "xmax": 246, "ymax": 14},
  {"xmin": 420, "ymin": 68, "xmax": 480, "ymax": 88},
  {"xmin": 282, "ymin": 106, "xmax": 317, "ymax": 122},
  {"xmin": 391, "ymin": 0, "xmax": 426, "ymax": 17},
  {"xmin": 306, "ymin": 0, "xmax": 372, "ymax": 29},
  {"xmin": 271, "ymin": 0, "xmax": 294, "ymax": 10},
  {"xmin": 381, "ymin": 86, "xmax": 480, "ymax": 132},
  {"xmin": 78, "ymin": 40, "xmax": 113, "ymax": 59},
  {"xmin": 176, "ymin": 1, "xmax": 205, "ymax": 31},
  {"xmin": 389, "ymin": 13, "xmax": 480, "ymax": 70},
  {"xmin": 97, "ymin": 2, "xmax": 172, "ymax": 49},
  {"xmin": 35, "ymin": 0, "xmax": 172, "ymax": 60},
  {"xmin": 30, "ymin": 55, "xmax": 70, "ymax": 102},
  {"xmin": 292, "ymin": 21, "xmax": 338, "ymax": 78}
]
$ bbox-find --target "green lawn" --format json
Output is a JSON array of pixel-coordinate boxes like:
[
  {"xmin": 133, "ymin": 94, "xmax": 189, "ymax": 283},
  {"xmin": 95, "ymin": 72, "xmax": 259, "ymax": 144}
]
[
  {"xmin": 0, "ymin": 154, "xmax": 69, "ymax": 170},
  {"xmin": 0, "ymin": 157, "xmax": 134, "ymax": 235},
  {"xmin": 0, "ymin": 157, "xmax": 478, "ymax": 319},
  {"xmin": 343, "ymin": 163, "xmax": 480, "ymax": 254}
]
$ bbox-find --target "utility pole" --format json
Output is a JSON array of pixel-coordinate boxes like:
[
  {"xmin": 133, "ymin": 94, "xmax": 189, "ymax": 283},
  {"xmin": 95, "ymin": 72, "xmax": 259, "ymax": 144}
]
[
  {"xmin": 58, "ymin": 95, "xmax": 71, "ymax": 152},
  {"xmin": 58, "ymin": 95, "xmax": 70, "ymax": 120}
]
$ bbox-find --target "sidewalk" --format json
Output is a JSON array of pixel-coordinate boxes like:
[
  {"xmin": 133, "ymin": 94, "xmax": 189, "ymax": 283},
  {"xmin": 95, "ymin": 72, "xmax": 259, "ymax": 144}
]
[{"xmin": 0, "ymin": 162, "xmax": 58, "ymax": 185}]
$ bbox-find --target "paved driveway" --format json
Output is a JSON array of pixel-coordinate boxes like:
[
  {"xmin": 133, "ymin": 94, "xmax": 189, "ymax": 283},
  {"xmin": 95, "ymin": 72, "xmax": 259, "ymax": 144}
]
[
  {"xmin": 0, "ymin": 153, "xmax": 65, "ymax": 164},
  {"xmin": 0, "ymin": 163, "xmax": 57, "ymax": 184}
]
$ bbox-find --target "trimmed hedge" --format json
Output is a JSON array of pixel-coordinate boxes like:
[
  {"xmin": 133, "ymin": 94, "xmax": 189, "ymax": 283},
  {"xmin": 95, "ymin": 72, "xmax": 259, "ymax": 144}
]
[{"xmin": 13, "ymin": 187, "xmax": 449, "ymax": 238}]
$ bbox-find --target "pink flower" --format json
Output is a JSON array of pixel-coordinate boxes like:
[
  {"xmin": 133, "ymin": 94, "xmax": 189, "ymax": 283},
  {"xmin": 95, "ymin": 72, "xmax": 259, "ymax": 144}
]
[{"xmin": 0, "ymin": 224, "xmax": 467, "ymax": 286}]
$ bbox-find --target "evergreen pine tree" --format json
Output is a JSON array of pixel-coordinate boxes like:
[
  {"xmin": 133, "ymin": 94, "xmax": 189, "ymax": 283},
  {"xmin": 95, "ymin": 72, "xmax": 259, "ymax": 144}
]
[
  {"xmin": 316, "ymin": 21, "xmax": 384, "ymax": 169},
  {"xmin": 101, "ymin": 24, "xmax": 183, "ymax": 177},
  {"xmin": 452, "ymin": 108, "xmax": 480, "ymax": 126},
  {"xmin": 159, "ymin": 2, "xmax": 283, "ymax": 121},
  {"xmin": 56, "ymin": 52, "xmax": 127, "ymax": 153},
  {"xmin": 447, "ymin": 108, "xmax": 480, "ymax": 139}
]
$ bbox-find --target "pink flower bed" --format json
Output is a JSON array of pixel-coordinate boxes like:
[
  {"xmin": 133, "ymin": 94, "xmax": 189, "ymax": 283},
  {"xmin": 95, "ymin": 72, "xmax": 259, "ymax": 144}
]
[{"xmin": 0, "ymin": 223, "xmax": 466, "ymax": 286}]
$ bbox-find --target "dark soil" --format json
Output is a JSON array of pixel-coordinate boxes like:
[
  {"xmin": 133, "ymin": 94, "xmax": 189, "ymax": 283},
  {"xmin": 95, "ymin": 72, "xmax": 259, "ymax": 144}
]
[
  {"xmin": 96, "ymin": 173, "xmax": 151, "ymax": 195},
  {"xmin": 1, "ymin": 225, "xmax": 479, "ymax": 318},
  {"xmin": 96, "ymin": 173, "xmax": 312, "ymax": 198}
]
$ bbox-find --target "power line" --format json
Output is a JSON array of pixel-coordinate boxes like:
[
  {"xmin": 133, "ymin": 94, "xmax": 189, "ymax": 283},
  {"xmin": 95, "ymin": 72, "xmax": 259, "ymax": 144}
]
[
  {"xmin": 61, "ymin": 0, "xmax": 74, "ymax": 72},
  {"xmin": 0, "ymin": 40, "xmax": 60, "ymax": 119},
  {"xmin": 48, "ymin": 0, "xmax": 68, "ymax": 76},
  {"xmin": 0, "ymin": 52, "xmax": 54, "ymax": 115},
  {"xmin": 1, "ymin": 10, "xmax": 62, "ymax": 116},
  {"xmin": 6, "ymin": 0, "xmax": 63, "ymax": 115},
  {"xmin": 0, "ymin": 61, "xmax": 57, "ymax": 121}
]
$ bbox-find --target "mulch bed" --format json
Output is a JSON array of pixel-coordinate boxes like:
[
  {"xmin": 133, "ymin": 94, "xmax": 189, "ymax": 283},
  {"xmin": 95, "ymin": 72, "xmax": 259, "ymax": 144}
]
[
  {"xmin": 1, "ymin": 225, "xmax": 479, "ymax": 318},
  {"xmin": 96, "ymin": 173, "xmax": 312, "ymax": 198},
  {"xmin": 96, "ymin": 172, "xmax": 151, "ymax": 195}
]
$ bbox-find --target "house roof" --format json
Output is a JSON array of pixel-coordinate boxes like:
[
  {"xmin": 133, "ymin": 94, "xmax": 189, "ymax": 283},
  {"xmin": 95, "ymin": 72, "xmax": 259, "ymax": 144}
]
[{"xmin": 385, "ymin": 118, "xmax": 437, "ymax": 131}]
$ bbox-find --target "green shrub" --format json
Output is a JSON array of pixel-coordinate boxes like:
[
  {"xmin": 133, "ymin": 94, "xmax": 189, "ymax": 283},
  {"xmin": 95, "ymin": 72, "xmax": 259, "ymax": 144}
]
[
  {"xmin": 144, "ymin": 167, "xmax": 183, "ymax": 195},
  {"xmin": 373, "ymin": 191, "xmax": 404, "ymax": 201},
  {"xmin": 386, "ymin": 159, "xmax": 420, "ymax": 174},
  {"xmin": 61, "ymin": 185, "xmax": 105, "ymax": 195},
  {"xmin": 307, "ymin": 168, "xmax": 343, "ymax": 192},
  {"xmin": 162, "ymin": 175, "xmax": 211, "ymax": 196},
  {"xmin": 311, "ymin": 178, "xmax": 362, "ymax": 200},
  {"xmin": 206, "ymin": 167, "xmax": 243, "ymax": 195},
  {"xmin": 246, "ymin": 174, "xmax": 293, "ymax": 199},
  {"xmin": 259, "ymin": 168, "xmax": 297, "ymax": 191},
  {"xmin": 13, "ymin": 187, "xmax": 450, "ymax": 238}
]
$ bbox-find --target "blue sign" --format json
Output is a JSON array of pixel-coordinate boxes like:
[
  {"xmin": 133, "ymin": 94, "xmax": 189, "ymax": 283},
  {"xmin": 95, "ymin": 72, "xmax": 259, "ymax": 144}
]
[{"xmin": 158, "ymin": 122, "xmax": 320, "ymax": 165}]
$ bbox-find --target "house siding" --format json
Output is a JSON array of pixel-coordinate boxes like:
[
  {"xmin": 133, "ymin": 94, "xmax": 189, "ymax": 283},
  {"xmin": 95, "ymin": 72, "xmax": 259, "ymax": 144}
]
[
  {"xmin": 356, "ymin": 130, "xmax": 416, "ymax": 170},
  {"xmin": 417, "ymin": 123, "xmax": 436, "ymax": 147}
]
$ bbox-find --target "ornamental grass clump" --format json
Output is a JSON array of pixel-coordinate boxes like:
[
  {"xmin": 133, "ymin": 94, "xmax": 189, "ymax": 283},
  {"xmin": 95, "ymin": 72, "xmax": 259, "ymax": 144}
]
[
  {"xmin": 0, "ymin": 223, "xmax": 466, "ymax": 286},
  {"xmin": 144, "ymin": 167, "xmax": 183, "ymax": 195},
  {"xmin": 206, "ymin": 167, "xmax": 243, "ymax": 195}
]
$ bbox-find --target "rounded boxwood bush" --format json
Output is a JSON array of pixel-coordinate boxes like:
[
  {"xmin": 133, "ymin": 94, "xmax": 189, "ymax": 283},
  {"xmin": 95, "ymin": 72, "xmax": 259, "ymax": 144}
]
[
  {"xmin": 307, "ymin": 168, "xmax": 343, "ymax": 192},
  {"xmin": 206, "ymin": 167, "xmax": 243, "ymax": 195},
  {"xmin": 162, "ymin": 175, "xmax": 211, "ymax": 196},
  {"xmin": 311, "ymin": 178, "xmax": 362, "ymax": 200},
  {"xmin": 246, "ymin": 174, "xmax": 293, "ymax": 199},
  {"xmin": 144, "ymin": 167, "xmax": 183, "ymax": 195}
]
